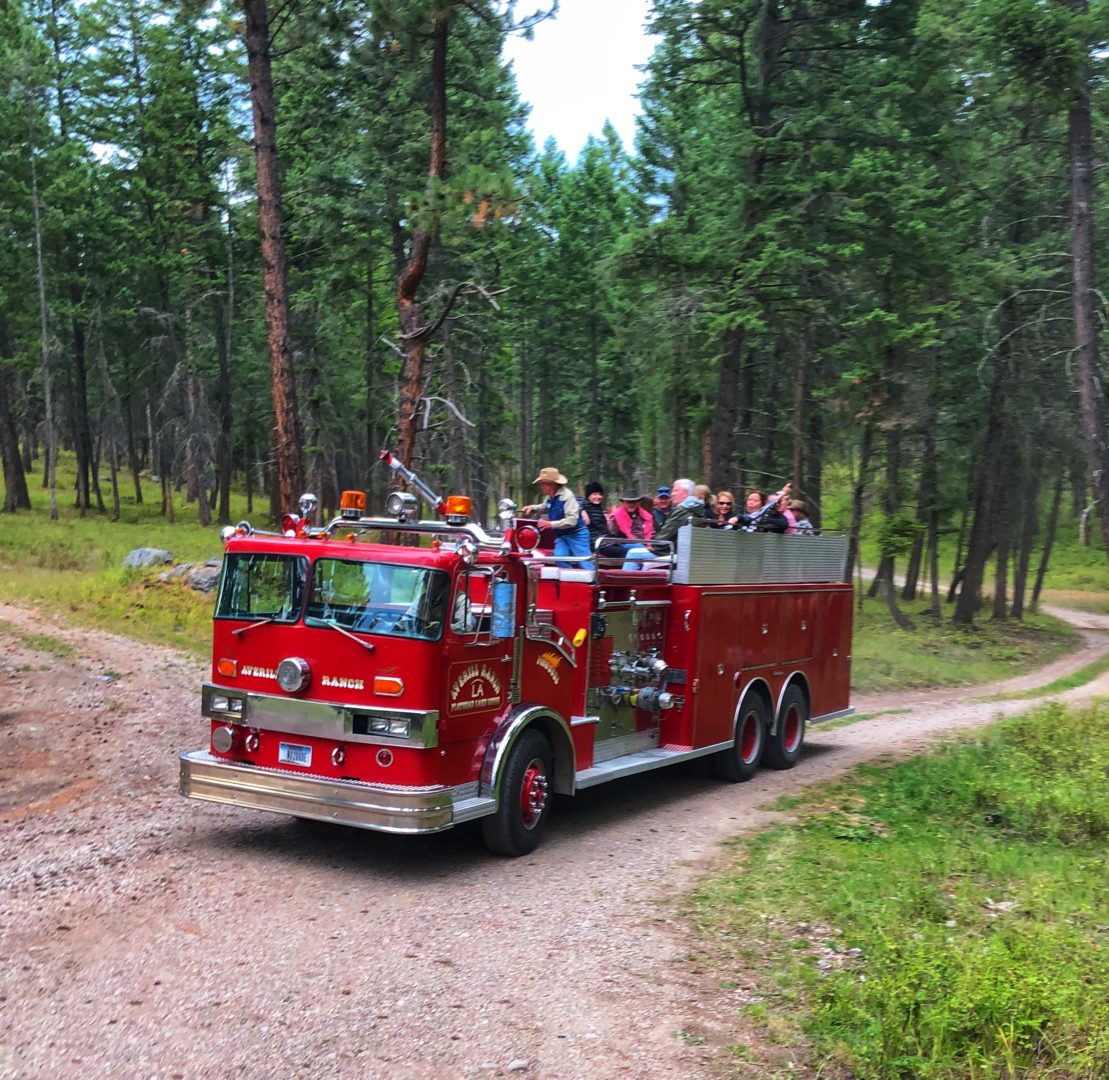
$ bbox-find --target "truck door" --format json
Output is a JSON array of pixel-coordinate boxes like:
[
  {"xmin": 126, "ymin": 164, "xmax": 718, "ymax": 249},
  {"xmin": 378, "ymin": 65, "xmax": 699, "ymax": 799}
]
[{"xmin": 440, "ymin": 567, "xmax": 514, "ymax": 742}]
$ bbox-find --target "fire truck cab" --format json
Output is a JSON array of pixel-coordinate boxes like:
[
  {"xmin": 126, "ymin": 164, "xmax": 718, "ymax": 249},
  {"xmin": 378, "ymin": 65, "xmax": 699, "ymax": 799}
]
[{"xmin": 180, "ymin": 474, "xmax": 853, "ymax": 856}]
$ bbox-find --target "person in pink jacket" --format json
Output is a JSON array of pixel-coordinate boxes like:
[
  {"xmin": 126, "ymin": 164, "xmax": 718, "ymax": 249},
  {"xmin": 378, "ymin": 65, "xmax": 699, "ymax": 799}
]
[
  {"xmin": 610, "ymin": 490, "xmax": 655, "ymax": 544},
  {"xmin": 609, "ymin": 490, "xmax": 656, "ymax": 569}
]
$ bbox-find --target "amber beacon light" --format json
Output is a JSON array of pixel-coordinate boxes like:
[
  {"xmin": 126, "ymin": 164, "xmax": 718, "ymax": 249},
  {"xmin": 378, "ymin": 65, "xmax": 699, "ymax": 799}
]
[{"xmin": 340, "ymin": 490, "xmax": 367, "ymax": 519}]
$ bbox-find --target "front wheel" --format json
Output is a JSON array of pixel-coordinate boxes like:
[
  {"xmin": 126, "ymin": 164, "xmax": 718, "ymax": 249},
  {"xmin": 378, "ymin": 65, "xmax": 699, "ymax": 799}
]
[
  {"xmin": 765, "ymin": 685, "xmax": 807, "ymax": 770},
  {"xmin": 482, "ymin": 729, "xmax": 553, "ymax": 857},
  {"xmin": 714, "ymin": 693, "xmax": 768, "ymax": 782}
]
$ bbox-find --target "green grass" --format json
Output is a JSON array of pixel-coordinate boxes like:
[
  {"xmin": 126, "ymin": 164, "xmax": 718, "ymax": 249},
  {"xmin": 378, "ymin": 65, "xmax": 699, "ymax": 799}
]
[
  {"xmin": 851, "ymin": 595, "xmax": 1080, "ymax": 694},
  {"xmin": 0, "ymin": 623, "xmax": 76, "ymax": 659},
  {"xmin": 0, "ymin": 454, "xmax": 235, "ymax": 655},
  {"xmin": 984, "ymin": 653, "xmax": 1109, "ymax": 701},
  {"xmin": 692, "ymin": 702, "xmax": 1109, "ymax": 1078}
]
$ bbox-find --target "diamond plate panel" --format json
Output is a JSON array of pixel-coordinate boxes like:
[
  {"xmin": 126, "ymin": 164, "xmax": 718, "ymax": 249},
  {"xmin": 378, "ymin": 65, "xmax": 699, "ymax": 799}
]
[{"xmin": 673, "ymin": 526, "xmax": 848, "ymax": 585}]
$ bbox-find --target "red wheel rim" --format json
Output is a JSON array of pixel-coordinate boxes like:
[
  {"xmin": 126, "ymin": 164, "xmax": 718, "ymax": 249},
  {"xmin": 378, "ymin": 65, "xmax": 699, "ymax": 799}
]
[
  {"xmin": 783, "ymin": 705, "xmax": 802, "ymax": 753},
  {"xmin": 739, "ymin": 711, "xmax": 760, "ymax": 764},
  {"xmin": 520, "ymin": 758, "xmax": 549, "ymax": 829}
]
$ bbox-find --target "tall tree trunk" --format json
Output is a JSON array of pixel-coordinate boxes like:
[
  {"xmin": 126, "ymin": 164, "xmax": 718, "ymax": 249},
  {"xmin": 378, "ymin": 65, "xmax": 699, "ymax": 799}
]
[
  {"xmin": 395, "ymin": 13, "xmax": 448, "ymax": 475},
  {"xmin": 844, "ymin": 422, "xmax": 873, "ymax": 583},
  {"xmin": 0, "ymin": 366, "xmax": 31, "ymax": 512},
  {"xmin": 588, "ymin": 310, "xmax": 600, "ymax": 477},
  {"xmin": 1032, "ymin": 472, "xmax": 1065, "ymax": 606},
  {"xmin": 244, "ymin": 0, "xmax": 303, "ymax": 513},
  {"xmin": 947, "ymin": 464, "xmax": 975, "ymax": 603},
  {"xmin": 1063, "ymin": 4, "xmax": 1109, "ymax": 556},
  {"xmin": 708, "ymin": 328, "xmax": 742, "ymax": 489},
  {"xmin": 992, "ymin": 520, "xmax": 1010, "ymax": 620},
  {"xmin": 47, "ymin": 0, "xmax": 94, "ymax": 516},
  {"xmin": 805, "ymin": 403, "xmax": 822, "ymax": 530},
  {"xmin": 1011, "ymin": 456, "xmax": 1042, "ymax": 619},
  {"xmin": 29, "ymin": 120, "xmax": 58, "ymax": 521},
  {"xmin": 789, "ymin": 322, "xmax": 811, "ymax": 495}
]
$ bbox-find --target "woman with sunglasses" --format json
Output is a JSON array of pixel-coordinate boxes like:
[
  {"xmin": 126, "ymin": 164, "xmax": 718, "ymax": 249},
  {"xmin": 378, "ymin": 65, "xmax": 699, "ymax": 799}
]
[{"xmin": 713, "ymin": 490, "xmax": 736, "ymax": 527}]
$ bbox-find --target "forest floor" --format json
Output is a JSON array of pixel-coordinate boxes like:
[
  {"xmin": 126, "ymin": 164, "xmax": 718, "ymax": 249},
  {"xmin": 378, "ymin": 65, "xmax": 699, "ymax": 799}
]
[{"xmin": 1, "ymin": 600, "xmax": 1108, "ymax": 1079}]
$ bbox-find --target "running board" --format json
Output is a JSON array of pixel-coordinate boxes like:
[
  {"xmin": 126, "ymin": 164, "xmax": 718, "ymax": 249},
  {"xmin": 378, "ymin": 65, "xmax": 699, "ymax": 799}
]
[
  {"xmin": 810, "ymin": 707, "xmax": 854, "ymax": 725},
  {"xmin": 574, "ymin": 741, "xmax": 731, "ymax": 789}
]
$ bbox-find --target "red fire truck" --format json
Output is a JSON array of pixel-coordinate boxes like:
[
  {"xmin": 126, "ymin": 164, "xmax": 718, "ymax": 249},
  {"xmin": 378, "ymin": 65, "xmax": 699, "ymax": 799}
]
[{"xmin": 180, "ymin": 457, "xmax": 853, "ymax": 856}]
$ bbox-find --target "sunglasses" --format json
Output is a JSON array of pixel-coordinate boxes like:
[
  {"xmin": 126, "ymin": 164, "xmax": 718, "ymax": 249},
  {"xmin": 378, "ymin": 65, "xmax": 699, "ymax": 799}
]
[{"xmin": 718, "ymin": 500, "xmax": 733, "ymax": 506}]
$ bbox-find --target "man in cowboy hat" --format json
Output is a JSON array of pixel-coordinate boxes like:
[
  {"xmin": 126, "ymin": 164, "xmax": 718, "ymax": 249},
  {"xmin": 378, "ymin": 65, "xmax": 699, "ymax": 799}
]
[{"xmin": 521, "ymin": 467, "xmax": 593, "ymax": 570}]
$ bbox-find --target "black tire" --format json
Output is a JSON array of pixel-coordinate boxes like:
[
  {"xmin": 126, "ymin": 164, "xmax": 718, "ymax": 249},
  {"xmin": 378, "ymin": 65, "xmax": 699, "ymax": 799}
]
[
  {"xmin": 481, "ymin": 729, "xmax": 553, "ymax": 857},
  {"xmin": 765, "ymin": 684, "xmax": 807, "ymax": 770},
  {"xmin": 713, "ymin": 692, "xmax": 768, "ymax": 782}
]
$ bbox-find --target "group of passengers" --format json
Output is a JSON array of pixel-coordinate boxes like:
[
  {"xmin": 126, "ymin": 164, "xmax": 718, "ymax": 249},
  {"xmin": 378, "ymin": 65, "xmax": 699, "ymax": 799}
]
[{"xmin": 521, "ymin": 467, "xmax": 815, "ymax": 570}]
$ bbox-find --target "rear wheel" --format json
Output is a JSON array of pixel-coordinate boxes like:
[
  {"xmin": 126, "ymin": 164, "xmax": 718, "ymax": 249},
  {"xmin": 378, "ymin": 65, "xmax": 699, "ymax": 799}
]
[
  {"xmin": 765, "ymin": 685, "xmax": 807, "ymax": 770},
  {"xmin": 714, "ymin": 693, "xmax": 768, "ymax": 782},
  {"xmin": 482, "ymin": 729, "xmax": 552, "ymax": 857}
]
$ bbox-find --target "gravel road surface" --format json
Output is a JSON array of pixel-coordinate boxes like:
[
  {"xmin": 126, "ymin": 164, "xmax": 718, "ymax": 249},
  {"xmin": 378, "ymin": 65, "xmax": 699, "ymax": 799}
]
[{"xmin": 2, "ymin": 600, "xmax": 1107, "ymax": 1079}]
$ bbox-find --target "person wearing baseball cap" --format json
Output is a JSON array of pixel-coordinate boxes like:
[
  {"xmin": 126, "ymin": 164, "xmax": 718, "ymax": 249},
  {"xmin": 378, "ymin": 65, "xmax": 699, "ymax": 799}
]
[
  {"xmin": 521, "ymin": 467, "xmax": 593, "ymax": 570},
  {"xmin": 652, "ymin": 486, "xmax": 672, "ymax": 531}
]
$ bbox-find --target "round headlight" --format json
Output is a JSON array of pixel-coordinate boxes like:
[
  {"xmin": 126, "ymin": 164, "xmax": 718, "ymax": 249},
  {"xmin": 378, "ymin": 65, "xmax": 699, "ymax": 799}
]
[
  {"xmin": 384, "ymin": 491, "xmax": 418, "ymax": 519},
  {"xmin": 277, "ymin": 657, "xmax": 311, "ymax": 693}
]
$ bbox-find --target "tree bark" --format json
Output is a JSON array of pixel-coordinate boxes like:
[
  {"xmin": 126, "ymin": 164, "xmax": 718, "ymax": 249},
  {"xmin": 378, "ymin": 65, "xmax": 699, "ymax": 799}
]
[
  {"xmin": 395, "ymin": 13, "xmax": 449, "ymax": 475},
  {"xmin": 844, "ymin": 422, "xmax": 873, "ymax": 583},
  {"xmin": 0, "ymin": 366, "xmax": 31, "ymax": 513},
  {"xmin": 1011, "ymin": 455, "xmax": 1042, "ymax": 619},
  {"xmin": 1032, "ymin": 472, "xmax": 1064, "ymax": 607},
  {"xmin": 243, "ymin": 0, "xmax": 303, "ymax": 514},
  {"xmin": 29, "ymin": 121, "xmax": 57, "ymax": 521},
  {"xmin": 1063, "ymin": 3, "xmax": 1109, "ymax": 556},
  {"xmin": 708, "ymin": 328, "xmax": 742, "ymax": 489}
]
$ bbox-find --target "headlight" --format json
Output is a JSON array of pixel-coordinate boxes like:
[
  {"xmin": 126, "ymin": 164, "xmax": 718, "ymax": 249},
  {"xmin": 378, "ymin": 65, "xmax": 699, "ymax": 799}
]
[
  {"xmin": 211, "ymin": 695, "xmax": 230, "ymax": 712},
  {"xmin": 277, "ymin": 657, "xmax": 311, "ymax": 693},
  {"xmin": 367, "ymin": 716, "xmax": 411, "ymax": 738}
]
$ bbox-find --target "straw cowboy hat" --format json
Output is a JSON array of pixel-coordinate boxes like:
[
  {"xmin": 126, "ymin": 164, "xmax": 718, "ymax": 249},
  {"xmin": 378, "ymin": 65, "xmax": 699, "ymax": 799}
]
[{"xmin": 532, "ymin": 467, "xmax": 567, "ymax": 485}]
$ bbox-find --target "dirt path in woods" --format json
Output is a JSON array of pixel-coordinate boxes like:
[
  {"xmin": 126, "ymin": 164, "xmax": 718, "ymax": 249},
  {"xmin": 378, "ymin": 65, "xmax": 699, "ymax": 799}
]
[{"xmin": 2, "ymin": 599, "xmax": 1107, "ymax": 1079}]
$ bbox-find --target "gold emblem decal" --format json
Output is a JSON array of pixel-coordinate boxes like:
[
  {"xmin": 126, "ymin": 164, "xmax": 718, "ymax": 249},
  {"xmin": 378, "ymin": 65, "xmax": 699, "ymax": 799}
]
[
  {"xmin": 537, "ymin": 650, "xmax": 562, "ymax": 685},
  {"xmin": 448, "ymin": 663, "xmax": 504, "ymax": 714},
  {"xmin": 241, "ymin": 665, "xmax": 277, "ymax": 680}
]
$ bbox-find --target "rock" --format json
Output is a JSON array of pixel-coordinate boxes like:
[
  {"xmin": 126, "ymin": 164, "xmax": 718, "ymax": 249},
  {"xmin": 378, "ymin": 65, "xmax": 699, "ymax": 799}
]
[
  {"xmin": 187, "ymin": 564, "xmax": 222, "ymax": 593},
  {"xmin": 506, "ymin": 1061, "xmax": 529, "ymax": 1073},
  {"xmin": 157, "ymin": 564, "xmax": 192, "ymax": 584},
  {"xmin": 123, "ymin": 548, "xmax": 173, "ymax": 569}
]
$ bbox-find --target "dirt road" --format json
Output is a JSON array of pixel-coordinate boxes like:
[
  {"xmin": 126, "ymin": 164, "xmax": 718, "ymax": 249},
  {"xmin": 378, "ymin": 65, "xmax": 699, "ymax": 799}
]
[{"xmin": 2, "ymin": 600, "xmax": 1107, "ymax": 1080}]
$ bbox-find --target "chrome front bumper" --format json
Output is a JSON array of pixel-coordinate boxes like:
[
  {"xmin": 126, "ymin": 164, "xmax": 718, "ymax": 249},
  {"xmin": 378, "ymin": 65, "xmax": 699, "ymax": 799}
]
[{"xmin": 179, "ymin": 750, "xmax": 494, "ymax": 834}]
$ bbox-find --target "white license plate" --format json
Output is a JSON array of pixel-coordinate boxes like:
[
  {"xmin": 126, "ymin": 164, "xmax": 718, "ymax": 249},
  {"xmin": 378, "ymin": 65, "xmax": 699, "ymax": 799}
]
[{"xmin": 278, "ymin": 742, "xmax": 312, "ymax": 767}]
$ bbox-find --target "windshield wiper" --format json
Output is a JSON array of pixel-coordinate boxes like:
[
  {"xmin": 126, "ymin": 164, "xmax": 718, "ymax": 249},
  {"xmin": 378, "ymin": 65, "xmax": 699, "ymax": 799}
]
[
  {"xmin": 232, "ymin": 615, "xmax": 280, "ymax": 637},
  {"xmin": 326, "ymin": 619, "xmax": 376, "ymax": 653}
]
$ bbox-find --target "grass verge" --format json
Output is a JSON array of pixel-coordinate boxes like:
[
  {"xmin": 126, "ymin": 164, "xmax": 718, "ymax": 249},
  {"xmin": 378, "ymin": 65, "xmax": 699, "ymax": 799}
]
[
  {"xmin": 850, "ymin": 595, "xmax": 1080, "ymax": 694},
  {"xmin": 691, "ymin": 702, "xmax": 1109, "ymax": 1079},
  {"xmin": 0, "ymin": 456, "xmax": 229, "ymax": 655},
  {"xmin": 985, "ymin": 653, "xmax": 1109, "ymax": 700}
]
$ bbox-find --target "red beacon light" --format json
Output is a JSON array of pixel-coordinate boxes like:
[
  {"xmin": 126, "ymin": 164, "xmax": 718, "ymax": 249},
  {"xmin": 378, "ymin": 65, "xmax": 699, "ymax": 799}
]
[
  {"xmin": 443, "ymin": 495, "xmax": 472, "ymax": 526},
  {"xmin": 340, "ymin": 490, "xmax": 366, "ymax": 520},
  {"xmin": 515, "ymin": 523, "xmax": 541, "ymax": 551}
]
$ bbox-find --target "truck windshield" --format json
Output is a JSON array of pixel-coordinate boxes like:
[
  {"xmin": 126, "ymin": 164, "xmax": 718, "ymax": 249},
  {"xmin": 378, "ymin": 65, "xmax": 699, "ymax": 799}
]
[
  {"xmin": 306, "ymin": 559, "xmax": 449, "ymax": 642},
  {"xmin": 215, "ymin": 553, "xmax": 307, "ymax": 622}
]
